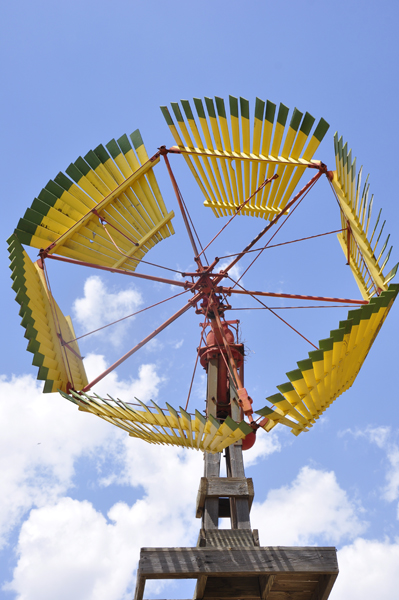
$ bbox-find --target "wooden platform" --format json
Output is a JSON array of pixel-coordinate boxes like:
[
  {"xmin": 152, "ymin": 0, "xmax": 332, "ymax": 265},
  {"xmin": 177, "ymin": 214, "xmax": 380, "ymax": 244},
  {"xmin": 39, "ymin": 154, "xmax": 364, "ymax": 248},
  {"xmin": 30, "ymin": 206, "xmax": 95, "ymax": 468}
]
[{"xmin": 134, "ymin": 543, "xmax": 338, "ymax": 600}]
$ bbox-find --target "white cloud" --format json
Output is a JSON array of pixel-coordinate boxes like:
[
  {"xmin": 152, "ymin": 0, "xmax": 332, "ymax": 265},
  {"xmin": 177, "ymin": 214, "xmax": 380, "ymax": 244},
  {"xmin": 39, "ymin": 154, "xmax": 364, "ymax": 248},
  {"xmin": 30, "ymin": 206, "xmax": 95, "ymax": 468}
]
[
  {"xmin": 0, "ymin": 373, "xmax": 118, "ymax": 550},
  {"xmin": 332, "ymin": 537, "xmax": 399, "ymax": 600},
  {"xmin": 4, "ymin": 443, "xmax": 203, "ymax": 600},
  {"xmin": 339, "ymin": 426, "xmax": 399, "ymax": 506},
  {"xmin": 251, "ymin": 466, "xmax": 367, "ymax": 546},
  {"xmin": 83, "ymin": 353, "xmax": 164, "ymax": 402},
  {"xmin": 73, "ymin": 276, "xmax": 143, "ymax": 347},
  {"xmin": 218, "ymin": 260, "xmax": 243, "ymax": 287},
  {"xmin": 243, "ymin": 430, "xmax": 281, "ymax": 467},
  {"xmin": 0, "ymin": 356, "xmax": 165, "ymax": 551}
]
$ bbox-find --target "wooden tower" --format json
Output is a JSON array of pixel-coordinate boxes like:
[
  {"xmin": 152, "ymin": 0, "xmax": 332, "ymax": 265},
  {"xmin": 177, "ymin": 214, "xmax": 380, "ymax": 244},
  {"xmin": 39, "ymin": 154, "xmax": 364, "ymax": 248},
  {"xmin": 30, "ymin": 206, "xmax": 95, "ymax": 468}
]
[{"xmin": 133, "ymin": 329, "xmax": 339, "ymax": 600}]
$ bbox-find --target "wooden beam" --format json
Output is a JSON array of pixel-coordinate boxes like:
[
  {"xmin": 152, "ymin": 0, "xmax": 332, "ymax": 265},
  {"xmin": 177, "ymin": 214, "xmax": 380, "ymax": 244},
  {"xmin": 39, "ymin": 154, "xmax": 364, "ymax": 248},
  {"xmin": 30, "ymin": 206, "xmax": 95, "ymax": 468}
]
[
  {"xmin": 310, "ymin": 573, "xmax": 338, "ymax": 600},
  {"xmin": 197, "ymin": 529, "xmax": 257, "ymax": 548},
  {"xmin": 137, "ymin": 547, "xmax": 339, "ymax": 579},
  {"xmin": 259, "ymin": 575, "xmax": 274, "ymax": 600},
  {"xmin": 203, "ymin": 358, "xmax": 220, "ymax": 530},
  {"xmin": 196, "ymin": 477, "xmax": 254, "ymax": 518},
  {"xmin": 193, "ymin": 575, "xmax": 208, "ymax": 599},
  {"xmin": 226, "ymin": 444, "xmax": 251, "ymax": 529}
]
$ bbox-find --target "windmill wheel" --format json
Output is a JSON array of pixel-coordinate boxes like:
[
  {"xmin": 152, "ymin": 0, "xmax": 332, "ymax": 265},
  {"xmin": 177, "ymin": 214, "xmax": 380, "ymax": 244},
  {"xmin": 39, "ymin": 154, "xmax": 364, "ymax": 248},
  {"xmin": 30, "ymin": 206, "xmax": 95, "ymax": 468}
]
[{"xmin": 9, "ymin": 96, "xmax": 398, "ymax": 453}]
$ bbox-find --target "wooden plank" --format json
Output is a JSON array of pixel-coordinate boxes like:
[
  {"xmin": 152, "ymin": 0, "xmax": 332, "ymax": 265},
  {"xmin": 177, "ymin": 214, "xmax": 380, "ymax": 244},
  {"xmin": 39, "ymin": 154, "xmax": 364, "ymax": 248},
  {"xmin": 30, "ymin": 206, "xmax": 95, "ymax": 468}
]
[
  {"xmin": 259, "ymin": 575, "xmax": 274, "ymax": 600},
  {"xmin": 196, "ymin": 477, "xmax": 254, "ymax": 518},
  {"xmin": 137, "ymin": 547, "xmax": 339, "ymax": 579},
  {"xmin": 203, "ymin": 358, "xmax": 220, "ymax": 530},
  {"xmin": 203, "ymin": 454, "xmax": 220, "ymax": 529},
  {"xmin": 203, "ymin": 576, "xmax": 261, "ymax": 599},
  {"xmin": 309, "ymin": 573, "xmax": 338, "ymax": 600},
  {"xmin": 193, "ymin": 575, "xmax": 208, "ymax": 599},
  {"xmin": 134, "ymin": 572, "xmax": 146, "ymax": 600},
  {"xmin": 197, "ymin": 529, "xmax": 257, "ymax": 548},
  {"xmin": 226, "ymin": 444, "xmax": 251, "ymax": 529}
]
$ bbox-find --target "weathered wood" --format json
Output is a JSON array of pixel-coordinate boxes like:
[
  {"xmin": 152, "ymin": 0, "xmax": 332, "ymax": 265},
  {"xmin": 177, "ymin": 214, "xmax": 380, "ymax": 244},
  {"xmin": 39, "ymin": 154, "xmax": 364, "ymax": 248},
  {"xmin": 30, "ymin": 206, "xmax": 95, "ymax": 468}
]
[
  {"xmin": 196, "ymin": 477, "xmax": 254, "ymax": 518},
  {"xmin": 203, "ymin": 576, "xmax": 261, "ymax": 599},
  {"xmin": 203, "ymin": 358, "xmax": 220, "ymax": 530},
  {"xmin": 193, "ymin": 575, "xmax": 208, "ymax": 599},
  {"xmin": 226, "ymin": 444, "xmax": 251, "ymax": 529},
  {"xmin": 309, "ymin": 573, "xmax": 338, "ymax": 600},
  {"xmin": 197, "ymin": 529, "xmax": 257, "ymax": 548},
  {"xmin": 203, "ymin": 454, "xmax": 220, "ymax": 529},
  {"xmin": 259, "ymin": 575, "xmax": 274, "ymax": 600},
  {"xmin": 137, "ymin": 547, "xmax": 339, "ymax": 579}
]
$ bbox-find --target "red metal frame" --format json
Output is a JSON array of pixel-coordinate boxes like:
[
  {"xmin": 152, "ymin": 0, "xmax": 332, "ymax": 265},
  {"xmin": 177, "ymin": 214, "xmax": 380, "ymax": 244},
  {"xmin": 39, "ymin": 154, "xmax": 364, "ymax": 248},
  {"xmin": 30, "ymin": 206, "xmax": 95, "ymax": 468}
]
[{"xmin": 47, "ymin": 152, "xmax": 368, "ymax": 425}]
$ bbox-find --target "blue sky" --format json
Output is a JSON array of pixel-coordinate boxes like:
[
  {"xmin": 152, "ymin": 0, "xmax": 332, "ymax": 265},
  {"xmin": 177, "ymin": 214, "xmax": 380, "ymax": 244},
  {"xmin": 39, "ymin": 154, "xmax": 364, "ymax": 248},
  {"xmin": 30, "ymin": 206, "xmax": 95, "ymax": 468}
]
[{"xmin": 1, "ymin": 2, "xmax": 399, "ymax": 599}]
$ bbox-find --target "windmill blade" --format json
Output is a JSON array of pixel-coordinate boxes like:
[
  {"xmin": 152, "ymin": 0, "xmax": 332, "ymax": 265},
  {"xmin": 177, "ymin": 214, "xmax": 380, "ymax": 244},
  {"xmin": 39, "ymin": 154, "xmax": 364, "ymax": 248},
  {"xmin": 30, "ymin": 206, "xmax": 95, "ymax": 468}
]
[
  {"xmin": 332, "ymin": 133, "xmax": 398, "ymax": 299},
  {"xmin": 256, "ymin": 283, "xmax": 399, "ymax": 435},
  {"xmin": 13, "ymin": 131, "xmax": 175, "ymax": 272},
  {"xmin": 161, "ymin": 96, "xmax": 329, "ymax": 219},
  {"xmin": 60, "ymin": 391, "xmax": 253, "ymax": 453},
  {"xmin": 8, "ymin": 234, "xmax": 88, "ymax": 393}
]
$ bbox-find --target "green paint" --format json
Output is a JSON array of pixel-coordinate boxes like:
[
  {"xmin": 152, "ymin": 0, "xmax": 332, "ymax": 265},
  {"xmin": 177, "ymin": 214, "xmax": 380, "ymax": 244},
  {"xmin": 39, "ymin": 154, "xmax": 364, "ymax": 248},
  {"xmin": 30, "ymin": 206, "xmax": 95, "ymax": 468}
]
[
  {"xmin": 267, "ymin": 392, "xmax": 286, "ymax": 405},
  {"xmin": 286, "ymin": 368, "xmax": 303, "ymax": 382},
  {"xmin": 94, "ymin": 144, "xmax": 111, "ymax": 165},
  {"xmin": 171, "ymin": 102, "xmax": 184, "ymax": 123},
  {"xmin": 254, "ymin": 97, "xmax": 265, "ymax": 122},
  {"xmin": 205, "ymin": 97, "xmax": 216, "ymax": 119},
  {"xmin": 265, "ymin": 100, "xmax": 276, "ymax": 124},
  {"xmin": 17, "ymin": 217, "xmax": 36, "ymax": 235},
  {"xmin": 106, "ymin": 139, "xmax": 122, "ymax": 159},
  {"xmin": 313, "ymin": 118, "xmax": 330, "ymax": 142},
  {"xmin": 276, "ymin": 103, "xmax": 289, "ymax": 126},
  {"xmin": 297, "ymin": 358, "xmax": 313, "ymax": 372},
  {"xmin": 308, "ymin": 349, "xmax": 324, "ymax": 363},
  {"xmin": 194, "ymin": 98, "xmax": 206, "ymax": 119},
  {"xmin": 117, "ymin": 134, "xmax": 133, "ymax": 155},
  {"xmin": 23, "ymin": 208, "xmax": 43, "ymax": 227},
  {"xmin": 319, "ymin": 337, "xmax": 334, "ymax": 351},
  {"xmin": 240, "ymin": 97, "xmax": 249, "ymax": 120},
  {"xmin": 84, "ymin": 150, "xmax": 101, "ymax": 170},
  {"xmin": 181, "ymin": 99, "xmax": 194, "ymax": 121},
  {"xmin": 54, "ymin": 172, "xmax": 74, "ymax": 192},
  {"xmin": 160, "ymin": 106, "xmax": 174, "ymax": 126},
  {"xmin": 65, "ymin": 162, "xmax": 85, "ymax": 184},
  {"xmin": 277, "ymin": 382, "xmax": 295, "ymax": 393},
  {"xmin": 32, "ymin": 352, "xmax": 45, "ymax": 367},
  {"xmin": 43, "ymin": 380, "xmax": 54, "ymax": 393},
  {"xmin": 299, "ymin": 112, "xmax": 315, "ymax": 137},
  {"xmin": 74, "ymin": 157, "xmax": 91, "ymax": 177},
  {"xmin": 215, "ymin": 96, "xmax": 226, "ymax": 119},
  {"xmin": 38, "ymin": 189, "xmax": 58, "ymax": 210},
  {"xmin": 229, "ymin": 96, "xmax": 238, "ymax": 119},
  {"xmin": 130, "ymin": 129, "xmax": 144, "ymax": 150},
  {"xmin": 289, "ymin": 108, "xmax": 303, "ymax": 132}
]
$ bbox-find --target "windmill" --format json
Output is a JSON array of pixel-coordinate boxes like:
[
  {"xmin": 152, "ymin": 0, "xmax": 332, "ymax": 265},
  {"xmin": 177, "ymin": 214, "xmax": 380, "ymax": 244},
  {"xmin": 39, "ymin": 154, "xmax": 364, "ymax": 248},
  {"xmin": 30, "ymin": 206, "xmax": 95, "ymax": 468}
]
[{"xmin": 9, "ymin": 96, "xmax": 398, "ymax": 600}]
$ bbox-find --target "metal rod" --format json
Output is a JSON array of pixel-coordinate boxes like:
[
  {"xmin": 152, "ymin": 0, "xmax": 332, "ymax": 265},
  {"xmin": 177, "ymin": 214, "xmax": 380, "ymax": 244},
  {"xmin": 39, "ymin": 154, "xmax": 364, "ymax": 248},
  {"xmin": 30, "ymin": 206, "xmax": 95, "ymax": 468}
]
[
  {"xmin": 169, "ymin": 145, "xmax": 319, "ymax": 167},
  {"xmin": 214, "ymin": 170, "xmax": 324, "ymax": 284},
  {"xmin": 220, "ymin": 288, "xmax": 368, "ymax": 305},
  {"xmin": 162, "ymin": 151, "xmax": 201, "ymax": 261},
  {"xmin": 195, "ymin": 174, "xmax": 278, "ymax": 260},
  {"xmin": 81, "ymin": 301, "xmax": 193, "ymax": 392},
  {"xmin": 44, "ymin": 254, "xmax": 191, "ymax": 289}
]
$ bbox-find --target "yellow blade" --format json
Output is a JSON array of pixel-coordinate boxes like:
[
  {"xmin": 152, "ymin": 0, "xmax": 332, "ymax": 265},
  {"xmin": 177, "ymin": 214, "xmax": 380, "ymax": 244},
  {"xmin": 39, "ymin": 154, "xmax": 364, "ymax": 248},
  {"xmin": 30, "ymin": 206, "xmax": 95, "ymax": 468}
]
[
  {"xmin": 13, "ymin": 130, "xmax": 175, "ymax": 272},
  {"xmin": 60, "ymin": 392, "xmax": 253, "ymax": 453},
  {"xmin": 256, "ymin": 284, "xmax": 398, "ymax": 436},
  {"xmin": 161, "ymin": 96, "xmax": 329, "ymax": 219},
  {"xmin": 8, "ymin": 234, "xmax": 88, "ymax": 393},
  {"xmin": 332, "ymin": 133, "xmax": 398, "ymax": 299}
]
